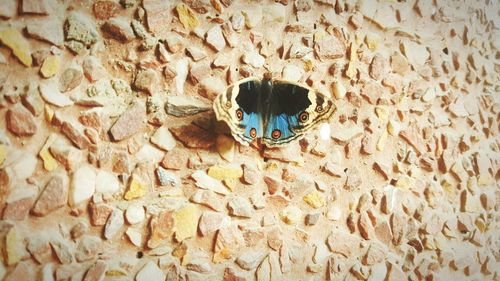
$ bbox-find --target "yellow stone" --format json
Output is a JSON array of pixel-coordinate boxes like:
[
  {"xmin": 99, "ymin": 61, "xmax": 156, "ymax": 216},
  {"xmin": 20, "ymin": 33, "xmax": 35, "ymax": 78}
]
[
  {"xmin": 387, "ymin": 119, "xmax": 401, "ymax": 136},
  {"xmin": 124, "ymin": 175, "xmax": 147, "ymax": 200},
  {"xmin": 375, "ymin": 106, "xmax": 390, "ymax": 122},
  {"xmin": 6, "ymin": 227, "xmax": 24, "ymax": 266},
  {"xmin": 174, "ymin": 204, "xmax": 199, "ymax": 242},
  {"xmin": 40, "ymin": 55, "xmax": 60, "ymax": 78},
  {"xmin": 395, "ymin": 175, "xmax": 415, "ymax": 189},
  {"xmin": 303, "ymin": 190, "xmax": 326, "ymax": 208},
  {"xmin": 313, "ymin": 31, "xmax": 326, "ymax": 42},
  {"xmin": 377, "ymin": 130, "xmax": 388, "ymax": 151},
  {"xmin": 39, "ymin": 134, "xmax": 58, "ymax": 171},
  {"xmin": 0, "ymin": 144, "xmax": 6, "ymax": 165},
  {"xmin": 303, "ymin": 59, "xmax": 314, "ymax": 72},
  {"xmin": 223, "ymin": 179, "xmax": 236, "ymax": 191},
  {"xmin": 213, "ymin": 248, "xmax": 232, "ymax": 263},
  {"xmin": 176, "ymin": 3, "xmax": 199, "ymax": 30},
  {"xmin": 44, "ymin": 105, "xmax": 54, "ymax": 123},
  {"xmin": 477, "ymin": 173, "xmax": 494, "ymax": 186},
  {"xmin": 365, "ymin": 33, "xmax": 380, "ymax": 50},
  {"xmin": 475, "ymin": 218, "xmax": 486, "ymax": 233},
  {"xmin": 216, "ymin": 134, "xmax": 234, "ymax": 162},
  {"xmin": 207, "ymin": 165, "xmax": 243, "ymax": 181},
  {"xmin": 0, "ymin": 28, "xmax": 32, "ymax": 66}
]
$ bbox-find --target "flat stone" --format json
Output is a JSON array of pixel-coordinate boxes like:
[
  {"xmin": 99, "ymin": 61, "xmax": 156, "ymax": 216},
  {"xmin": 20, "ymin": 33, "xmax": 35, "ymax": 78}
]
[
  {"xmin": 110, "ymin": 103, "xmax": 146, "ymax": 141},
  {"xmin": 40, "ymin": 55, "xmax": 60, "ymax": 78},
  {"xmin": 104, "ymin": 209, "xmax": 124, "ymax": 239},
  {"xmin": 242, "ymin": 51, "xmax": 265, "ymax": 68},
  {"xmin": 214, "ymin": 226, "xmax": 245, "ymax": 263},
  {"xmin": 0, "ymin": 0, "xmax": 16, "ymax": 18},
  {"xmin": 93, "ymin": 1, "xmax": 121, "ymax": 20},
  {"xmin": 363, "ymin": 242, "xmax": 387, "ymax": 265},
  {"xmin": 228, "ymin": 197, "xmax": 253, "ymax": 218},
  {"xmin": 5, "ymin": 262, "xmax": 34, "ymax": 281},
  {"xmin": 151, "ymin": 125, "xmax": 176, "ymax": 151},
  {"xmin": 125, "ymin": 227, "xmax": 142, "ymax": 247},
  {"xmin": 6, "ymin": 104, "xmax": 37, "ymax": 137},
  {"xmin": 0, "ymin": 28, "xmax": 32, "ymax": 66},
  {"xmin": 156, "ymin": 166, "xmax": 180, "ymax": 186},
  {"xmin": 360, "ymin": 81, "xmax": 384, "ymax": 105},
  {"xmin": 326, "ymin": 231, "xmax": 360, "ymax": 257},
  {"xmin": 89, "ymin": 203, "xmax": 112, "ymax": 226},
  {"xmin": 83, "ymin": 260, "xmax": 106, "ymax": 281},
  {"xmin": 303, "ymin": 190, "xmax": 326, "ymax": 208},
  {"xmin": 102, "ymin": 17, "xmax": 135, "ymax": 42},
  {"xmin": 236, "ymin": 251, "xmax": 266, "ymax": 270},
  {"xmin": 192, "ymin": 170, "xmax": 229, "ymax": 195},
  {"xmin": 125, "ymin": 204, "xmax": 145, "ymax": 224},
  {"xmin": 49, "ymin": 140, "xmax": 83, "ymax": 171},
  {"xmin": 280, "ymin": 205, "xmax": 302, "ymax": 224},
  {"xmin": 165, "ymin": 95, "xmax": 211, "ymax": 117},
  {"xmin": 187, "ymin": 259, "xmax": 212, "ymax": 273},
  {"xmin": 399, "ymin": 123, "xmax": 426, "ymax": 156},
  {"xmin": 314, "ymin": 36, "xmax": 345, "ymax": 60},
  {"xmin": 64, "ymin": 12, "xmax": 99, "ymax": 46},
  {"xmin": 186, "ymin": 46, "xmax": 207, "ymax": 61},
  {"xmin": 345, "ymin": 167, "xmax": 362, "ymax": 190},
  {"xmin": 61, "ymin": 121, "xmax": 90, "ymax": 149},
  {"xmin": 21, "ymin": 0, "xmax": 48, "ymax": 14},
  {"xmin": 134, "ymin": 69, "xmax": 158, "ymax": 95},
  {"xmin": 170, "ymin": 124, "xmax": 215, "ymax": 149},
  {"xmin": 124, "ymin": 174, "xmax": 148, "ymax": 200},
  {"xmin": 82, "ymin": 56, "xmax": 107, "ymax": 82},
  {"xmin": 401, "ymin": 40, "xmax": 429, "ymax": 67},
  {"xmin": 174, "ymin": 204, "xmax": 199, "ymax": 241},
  {"xmin": 27, "ymin": 237, "xmax": 52, "ymax": 264},
  {"xmin": 32, "ymin": 173, "xmax": 69, "ymax": 216},
  {"xmin": 143, "ymin": 0, "xmax": 172, "ymax": 37},
  {"xmin": 190, "ymin": 190, "xmax": 224, "ymax": 211},
  {"xmin": 70, "ymin": 165, "xmax": 96, "ymax": 206},
  {"xmin": 223, "ymin": 267, "xmax": 246, "ymax": 281},
  {"xmin": 136, "ymin": 261, "xmax": 166, "ymax": 281},
  {"xmin": 5, "ymin": 227, "xmax": 26, "ymax": 266},
  {"xmin": 39, "ymin": 81, "xmax": 74, "ymax": 107},
  {"xmin": 282, "ymin": 64, "xmax": 304, "ymax": 82},
  {"xmin": 26, "ymin": 19, "xmax": 64, "ymax": 46},
  {"xmin": 176, "ymin": 3, "xmax": 199, "ymax": 30},
  {"xmin": 161, "ymin": 149, "xmax": 188, "ymax": 170},
  {"xmin": 95, "ymin": 170, "xmax": 120, "ymax": 194},
  {"xmin": 147, "ymin": 210, "xmax": 174, "ymax": 248},
  {"xmin": 206, "ymin": 25, "xmax": 226, "ymax": 51},
  {"xmin": 165, "ymin": 32, "xmax": 184, "ymax": 53},
  {"xmin": 59, "ymin": 65, "xmax": 83, "ymax": 93},
  {"xmin": 198, "ymin": 211, "xmax": 228, "ymax": 236},
  {"xmin": 199, "ymin": 77, "xmax": 225, "ymax": 100},
  {"xmin": 75, "ymin": 235, "xmax": 100, "ymax": 262},
  {"xmin": 21, "ymin": 90, "xmax": 44, "ymax": 117},
  {"xmin": 256, "ymin": 256, "xmax": 271, "ymax": 281},
  {"xmin": 3, "ymin": 185, "xmax": 37, "ymax": 221},
  {"xmin": 175, "ymin": 58, "xmax": 189, "ymax": 94}
]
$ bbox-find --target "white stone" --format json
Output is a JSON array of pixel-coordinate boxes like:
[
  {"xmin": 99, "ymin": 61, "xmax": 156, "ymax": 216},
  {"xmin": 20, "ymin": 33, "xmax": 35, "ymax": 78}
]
[
  {"xmin": 331, "ymin": 80, "xmax": 346, "ymax": 99},
  {"xmin": 136, "ymin": 261, "xmax": 166, "ymax": 281},
  {"xmin": 175, "ymin": 58, "xmax": 189, "ymax": 95},
  {"xmin": 282, "ymin": 65, "xmax": 304, "ymax": 82},
  {"xmin": 39, "ymin": 81, "xmax": 74, "ymax": 107},
  {"xmin": 242, "ymin": 51, "xmax": 265, "ymax": 68},
  {"xmin": 151, "ymin": 125, "xmax": 176, "ymax": 151},
  {"xmin": 125, "ymin": 204, "xmax": 145, "ymax": 224},
  {"xmin": 326, "ymin": 206, "xmax": 342, "ymax": 221},
  {"xmin": 191, "ymin": 170, "xmax": 229, "ymax": 195},
  {"xmin": 135, "ymin": 144, "xmax": 164, "ymax": 163},
  {"xmin": 9, "ymin": 153, "xmax": 38, "ymax": 181},
  {"xmin": 104, "ymin": 209, "xmax": 124, "ymax": 239},
  {"xmin": 41, "ymin": 263, "xmax": 55, "ymax": 281},
  {"xmin": 95, "ymin": 170, "xmax": 120, "ymax": 194},
  {"xmin": 125, "ymin": 228, "xmax": 142, "ymax": 247},
  {"xmin": 70, "ymin": 165, "xmax": 96, "ymax": 206}
]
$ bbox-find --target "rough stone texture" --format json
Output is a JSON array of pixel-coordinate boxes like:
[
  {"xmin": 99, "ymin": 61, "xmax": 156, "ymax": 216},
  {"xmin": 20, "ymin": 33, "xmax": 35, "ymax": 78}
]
[
  {"xmin": 32, "ymin": 173, "xmax": 69, "ymax": 216},
  {"xmin": 109, "ymin": 103, "xmax": 146, "ymax": 141},
  {"xmin": 0, "ymin": 1, "xmax": 497, "ymax": 280},
  {"xmin": 6, "ymin": 104, "xmax": 37, "ymax": 137}
]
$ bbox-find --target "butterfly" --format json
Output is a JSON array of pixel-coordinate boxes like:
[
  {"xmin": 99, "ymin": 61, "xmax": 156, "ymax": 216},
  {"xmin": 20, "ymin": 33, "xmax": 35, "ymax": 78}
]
[{"xmin": 213, "ymin": 77, "xmax": 336, "ymax": 147}]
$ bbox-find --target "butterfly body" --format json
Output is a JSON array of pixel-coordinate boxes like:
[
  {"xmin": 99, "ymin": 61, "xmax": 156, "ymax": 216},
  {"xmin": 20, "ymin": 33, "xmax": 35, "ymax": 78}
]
[{"xmin": 213, "ymin": 77, "xmax": 335, "ymax": 147}]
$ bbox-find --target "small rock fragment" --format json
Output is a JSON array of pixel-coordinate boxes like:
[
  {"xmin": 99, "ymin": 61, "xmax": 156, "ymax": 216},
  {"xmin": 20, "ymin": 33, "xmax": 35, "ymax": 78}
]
[{"xmin": 6, "ymin": 104, "xmax": 37, "ymax": 137}]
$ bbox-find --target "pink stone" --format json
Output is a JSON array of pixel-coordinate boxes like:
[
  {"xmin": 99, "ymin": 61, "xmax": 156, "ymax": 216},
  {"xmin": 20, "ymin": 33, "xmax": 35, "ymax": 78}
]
[
  {"xmin": 32, "ymin": 173, "xmax": 69, "ymax": 216},
  {"xmin": 61, "ymin": 121, "xmax": 91, "ymax": 149},
  {"xmin": 109, "ymin": 103, "xmax": 146, "ymax": 141},
  {"xmin": 6, "ymin": 104, "xmax": 37, "ymax": 137}
]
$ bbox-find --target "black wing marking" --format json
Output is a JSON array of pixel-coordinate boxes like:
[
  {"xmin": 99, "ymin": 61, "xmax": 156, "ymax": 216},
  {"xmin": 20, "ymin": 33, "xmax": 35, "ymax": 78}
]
[
  {"xmin": 269, "ymin": 82, "xmax": 312, "ymax": 116},
  {"xmin": 235, "ymin": 79, "xmax": 261, "ymax": 114}
]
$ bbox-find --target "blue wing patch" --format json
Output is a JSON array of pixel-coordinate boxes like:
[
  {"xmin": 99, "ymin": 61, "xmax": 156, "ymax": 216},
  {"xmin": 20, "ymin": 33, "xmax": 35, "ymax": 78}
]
[
  {"xmin": 238, "ymin": 111, "xmax": 263, "ymax": 143},
  {"xmin": 263, "ymin": 113, "xmax": 301, "ymax": 145}
]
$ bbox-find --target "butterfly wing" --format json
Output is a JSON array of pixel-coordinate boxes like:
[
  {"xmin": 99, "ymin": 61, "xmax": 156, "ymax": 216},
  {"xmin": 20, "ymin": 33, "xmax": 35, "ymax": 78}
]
[
  {"xmin": 262, "ymin": 80, "xmax": 336, "ymax": 147},
  {"xmin": 213, "ymin": 77, "xmax": 264, "ymax": 145}
]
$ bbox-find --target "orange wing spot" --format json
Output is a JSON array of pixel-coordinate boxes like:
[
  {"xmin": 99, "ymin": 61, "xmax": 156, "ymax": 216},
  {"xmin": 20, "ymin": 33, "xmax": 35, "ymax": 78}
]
[
  {"xmin": 236, "ymin": 109, "xmax": 243, "ymax": 120},
  {"xmin": 271, "ymin": 129, "xmax": 281, "ymax": 139},
  {"xmin": 299, "ymin": 112, "xmax": 309, "ymax": 122},
  {"xmin": 250, "ymin": 128, "xmax": 257, "ymax": 138}
]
